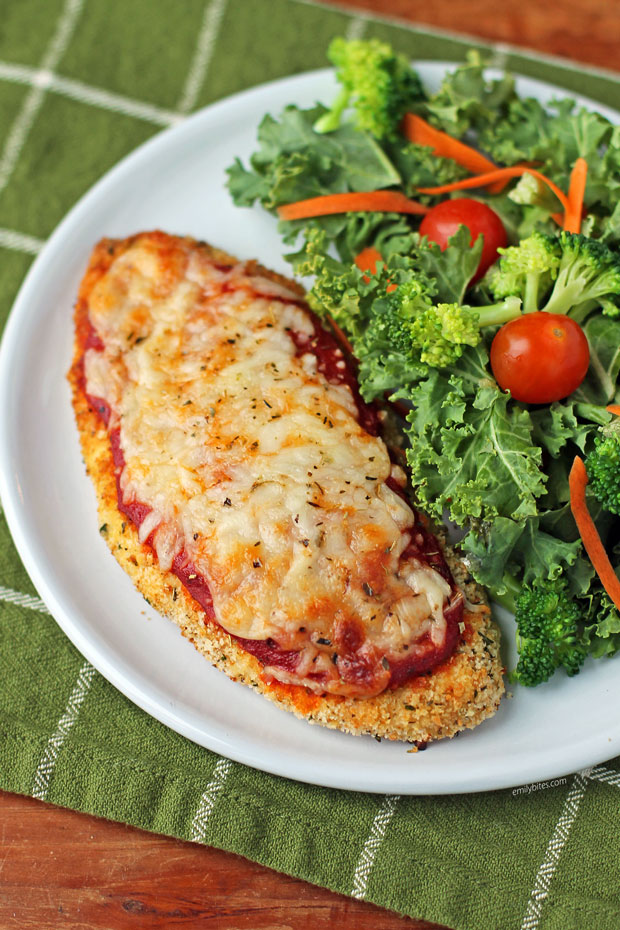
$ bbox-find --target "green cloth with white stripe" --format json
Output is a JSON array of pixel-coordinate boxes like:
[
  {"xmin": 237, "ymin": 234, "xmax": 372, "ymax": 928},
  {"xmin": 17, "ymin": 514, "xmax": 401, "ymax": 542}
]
[{"xmin": 1, "ymin": 2, "xmax": 620, "ymax": 928}]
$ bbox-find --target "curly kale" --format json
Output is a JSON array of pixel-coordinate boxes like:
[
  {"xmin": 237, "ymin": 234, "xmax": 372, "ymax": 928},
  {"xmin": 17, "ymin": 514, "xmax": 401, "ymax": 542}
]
[
  {"xmin": 296, "ymin": 228, "xmax": 522, "ymax": 398},
  {"xmin": 513, "ymin": 578, "xmax": 586, "ymax": 686},
  {"xmin": 420, "ymin": 49, "xmax": 516, "ymax": 139},
  {"xmin": 314, "ymin": 37, "xmax": 424, "ymax": 138}
]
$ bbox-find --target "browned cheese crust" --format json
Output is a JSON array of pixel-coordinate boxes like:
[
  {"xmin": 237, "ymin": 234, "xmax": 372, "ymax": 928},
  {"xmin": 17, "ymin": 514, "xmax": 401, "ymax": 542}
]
[{"xmin": 68, "ymin": 234, "xmax": 505, "ymax": 744}]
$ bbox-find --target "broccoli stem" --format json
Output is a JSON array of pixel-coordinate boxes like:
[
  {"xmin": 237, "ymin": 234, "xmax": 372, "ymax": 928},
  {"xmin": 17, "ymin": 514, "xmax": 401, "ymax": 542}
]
[
  {"xmin": 541, "ymin": 266, "xmax": 580, "ymax": 316},
  {"xmin": 314, "ymin": 87, "xmax": 351, "ymax": 134},
  {"xmin": 523, "ymin": 274, "xmax": 541, "ymax": 314},
  {"xmin": 542, "ymin": 264, "xmax": 617, "ymax": 318},
  {"xmin": 476, "ymin": 295, "xmax": 522, "ymax": 328}
]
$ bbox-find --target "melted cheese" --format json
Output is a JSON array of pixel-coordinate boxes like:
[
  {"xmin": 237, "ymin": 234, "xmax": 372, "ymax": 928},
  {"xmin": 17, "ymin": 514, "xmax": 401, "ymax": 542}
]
[{"xmin": 84, "ymin": 236, "xmax": 452, "ymax": 694}]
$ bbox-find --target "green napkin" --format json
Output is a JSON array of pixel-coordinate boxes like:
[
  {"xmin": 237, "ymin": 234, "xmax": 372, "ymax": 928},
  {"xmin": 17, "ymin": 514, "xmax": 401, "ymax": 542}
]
[{"xmin": 2, "ymin": 2, "xmax": 620, "ymax": 928}]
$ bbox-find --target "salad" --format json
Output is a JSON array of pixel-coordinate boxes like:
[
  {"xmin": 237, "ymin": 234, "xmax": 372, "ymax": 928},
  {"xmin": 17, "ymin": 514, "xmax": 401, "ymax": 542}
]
[{"xmin": 226, "ymin": 39, "xmax": 620, "ymax": 688}]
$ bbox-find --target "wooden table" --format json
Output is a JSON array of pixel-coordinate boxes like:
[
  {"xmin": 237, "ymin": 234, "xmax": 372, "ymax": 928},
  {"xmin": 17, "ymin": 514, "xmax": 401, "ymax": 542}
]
[{"xmin": 2, "ymin": 2, "xmax": 617, "ymax": 927}]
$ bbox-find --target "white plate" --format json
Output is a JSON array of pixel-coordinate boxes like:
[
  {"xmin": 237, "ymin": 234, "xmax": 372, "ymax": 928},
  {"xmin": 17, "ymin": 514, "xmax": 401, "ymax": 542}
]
[{"xmin": 1, "ymin": 65, "xmax": 619, "ymax": 795}]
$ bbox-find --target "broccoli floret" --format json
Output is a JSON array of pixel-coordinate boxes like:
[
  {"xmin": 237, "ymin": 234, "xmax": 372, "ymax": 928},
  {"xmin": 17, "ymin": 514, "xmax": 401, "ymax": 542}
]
[
  {"xmin": 599, "ymin": 297, "xmax": 620, "ymax": 319},
  {"xmin": 299, "ymin": 228, "xmax": 522, "ymax": 375},
  {"xmin": 585, "ymin": 418, "xmax": 620, "ymax": 515},
  {"xmin": 487, "ymin": 231, "xmax": 560, "ymax": 314},
  {"xmin": 514, "ymin": 639, "xmax": 558, "ymax": 688},
  {"xmin": 543, "ymin": 232, "xmax": 620, "ymax": 320},
  {"xmin": 364, "ymin": 281, "xmax": 521, "ymax": 369},
  {"xmin": 488, "ymin": 231, "xmax": 620, "ymax": 322},
  {"xmin": 508, "ymin": 172, "xmax": 561, "ymax": 213},
  {"xmin": 404, "ymin": 296, "xmax": 522, "ymax": 367},
  {"xmin": 358, "ymin": 263, "xmax": 521, "ymax": 369},
  {"xmin": 372, "ymin": 277, "xmax": 433, "ymax": 352},
  {"xmin": 314, "ymin": 37, "xmax": 424, "ymax": 138},
  {"xmin": 513, "ymin": 578, "xmax": 586, "ymax": 686}
]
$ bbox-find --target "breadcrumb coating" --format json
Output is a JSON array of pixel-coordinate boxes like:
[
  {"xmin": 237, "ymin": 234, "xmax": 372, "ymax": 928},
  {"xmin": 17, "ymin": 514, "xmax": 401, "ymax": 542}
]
[{"xmin": 68, "ymin": 235, "xmax": 504, "ymax": 743}]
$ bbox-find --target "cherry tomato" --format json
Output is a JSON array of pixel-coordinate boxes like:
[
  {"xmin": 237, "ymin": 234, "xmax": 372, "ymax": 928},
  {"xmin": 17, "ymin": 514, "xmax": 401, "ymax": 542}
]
[
  {"xmin": 490, "ymin": 312, "xmax": 590, "ymax": 404},
  {"xmin": 419, "ymin": 197, "xmax": 507, "ymax": 283}
]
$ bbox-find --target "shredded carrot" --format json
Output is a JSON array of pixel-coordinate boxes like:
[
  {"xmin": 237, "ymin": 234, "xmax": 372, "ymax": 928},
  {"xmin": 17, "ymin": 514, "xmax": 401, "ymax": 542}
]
[
  {"xmin": 401, "ymin": 113, "xmax": 506, "ymax": 194},
  {"xmin": 355, "ymin": 246, "xmax": 383, "ymax": 277},
  {"xmin": 606, "ymin": 405, "xmax": 620, "ymax": 416},
  {"xmin": 354, "ymin": 246, "xmax": 398, "ymax": 292},
  {"xmin": 277, "ymin": 191, "xmax": 429, "ymax": 221},
  {"xmin": 569, "ymin": 456, "xmax": 620, "ymax": 611},
  {"xmin": 563, "ymin": 157, "xmax": 588, "ymax": 234},
  {"xmin": 417, "ymin": 166, "xmax": 570, "ymax": 212},
  {"xmin": 551, "ymin": 208, "xmax": 586, "ymax": 228},
  {"xmin": 402, "ymin": 113, "xmax": 497, "ymax": 174}
]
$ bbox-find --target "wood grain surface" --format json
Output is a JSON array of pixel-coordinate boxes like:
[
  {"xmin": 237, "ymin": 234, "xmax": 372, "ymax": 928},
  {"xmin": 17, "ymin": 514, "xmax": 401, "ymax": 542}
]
[
  {"xmin": 2, "ymin": 2, "xmax": 618, "ymax": 929},
  {"xmin": 0, "ymin": 791, "xmax": 439, "ymax": 930},
  {"xmin": 322, "ymin": 0, "xmax": 620, "ymax": 73}
]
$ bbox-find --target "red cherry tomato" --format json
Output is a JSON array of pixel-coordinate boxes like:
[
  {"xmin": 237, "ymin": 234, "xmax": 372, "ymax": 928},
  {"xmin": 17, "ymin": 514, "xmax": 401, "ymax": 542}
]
[
  {"xmin": 419, "ymin": 197, "xmax": 507, "ymax": 283},
  {"xmin": 490, "ymin": 312, "xmax": 590, "ymax": 404}
]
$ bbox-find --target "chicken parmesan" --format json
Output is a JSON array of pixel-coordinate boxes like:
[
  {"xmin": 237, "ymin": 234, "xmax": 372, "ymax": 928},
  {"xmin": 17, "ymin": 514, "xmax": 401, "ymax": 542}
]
[{"xmin": 69, "ymin": 231, "xmax": 503, "ymax": 742}]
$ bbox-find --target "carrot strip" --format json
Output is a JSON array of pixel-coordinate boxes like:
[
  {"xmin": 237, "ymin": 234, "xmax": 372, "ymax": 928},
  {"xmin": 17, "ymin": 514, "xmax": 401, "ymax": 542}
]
[
  {"xmin": 355, "ymin": 246, "xmax": 383, "ymax": 277},
  {"xmin": 277, "ymin": 191, "xmax": 429, "ymax": 221},
  {"xmin": 402, "ymin": 113, "xmax": 497, "ymax": 174},
  {"xmin": 549, "ymin": 209, "xmax": 588, "ymax": 228},
  {"xmin": 401, "ymin": 113, "xmax": 506, "ymax": 194},
  {"xmin": 354, "ymin": 247, "xmax": 398, "ymax": 292},
  {"xmin": 606, "ymin": 405, "xmax": 620, "ymax": 416},
  {"xmin": 563, "ymin": 157, "xmax": 588, "ymax": 234},
  {"xmin": 417, "ymin": 167, "xmax": 570, "ymax": 212},
  {"xmin": 569, "ymin": 456, "xmax": 620, "ymax": 611}
]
